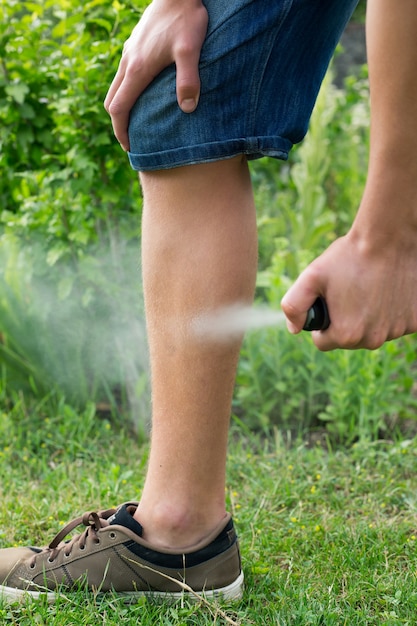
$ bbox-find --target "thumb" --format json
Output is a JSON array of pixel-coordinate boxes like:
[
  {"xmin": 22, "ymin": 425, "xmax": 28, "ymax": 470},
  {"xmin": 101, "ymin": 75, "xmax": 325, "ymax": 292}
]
[
  {"xmin": 175, "ymin": 47, "xmax": 202, "ymax": 113},
  {"xmin": 281, "ymin": 271, "xmax": 324, "ymax": 334}
]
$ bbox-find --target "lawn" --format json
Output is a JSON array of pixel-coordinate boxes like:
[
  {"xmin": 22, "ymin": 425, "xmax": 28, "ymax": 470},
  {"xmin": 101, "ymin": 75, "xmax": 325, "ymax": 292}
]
[{"xmin": 1, "ymin": 400, "xmax": 417, "ymax": 625}]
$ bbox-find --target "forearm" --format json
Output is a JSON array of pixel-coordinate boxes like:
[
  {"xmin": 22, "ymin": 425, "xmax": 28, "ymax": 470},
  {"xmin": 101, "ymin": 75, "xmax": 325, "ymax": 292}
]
[
  {"xmin": 282, "ymin": 1, "xmax": 417, "ymax": 348},
  {"xmin": 355, "ymin": 0, "xmax": 417, "ymax": 238},
  {"xmin": 367, "ymin": 0, "xmax": 417, "ymax": 163}
]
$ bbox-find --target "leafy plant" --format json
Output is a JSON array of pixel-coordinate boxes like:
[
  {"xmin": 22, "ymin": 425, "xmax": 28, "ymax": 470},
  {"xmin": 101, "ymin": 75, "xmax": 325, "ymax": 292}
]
[
  {"xmin": 236, "ymin": 68, "xmax": 417, "ymax": 442},
  {"xmin": 0, "ymin": 0, "xmax": 141, "ymax": 232},
  {"xmin": 0, "ymin": 0, "xmax": 151, "ymax": 426},
  {"xmin": 0, "ymin": 234, "xmax": 150, "ymax": 427}
]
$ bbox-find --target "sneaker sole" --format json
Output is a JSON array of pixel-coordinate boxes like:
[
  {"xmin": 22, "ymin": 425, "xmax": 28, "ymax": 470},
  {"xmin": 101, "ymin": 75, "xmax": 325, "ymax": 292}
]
[{"xmin": 0, "ymin": 571, "xmax": 244, "ymax": 604}]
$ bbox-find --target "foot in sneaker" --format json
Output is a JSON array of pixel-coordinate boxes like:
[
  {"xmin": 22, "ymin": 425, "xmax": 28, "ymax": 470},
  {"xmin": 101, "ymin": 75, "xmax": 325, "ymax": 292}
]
[{"xmin": 0, "ymin": 502, "xmax": 243, "ymax": 603}]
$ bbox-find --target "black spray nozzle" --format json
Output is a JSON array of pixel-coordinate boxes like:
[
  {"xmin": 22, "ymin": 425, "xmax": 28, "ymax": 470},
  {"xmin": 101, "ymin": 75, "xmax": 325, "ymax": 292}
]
[{"xmin": 303, "ymin": 297, "xmax": 330, "ymax": 332}]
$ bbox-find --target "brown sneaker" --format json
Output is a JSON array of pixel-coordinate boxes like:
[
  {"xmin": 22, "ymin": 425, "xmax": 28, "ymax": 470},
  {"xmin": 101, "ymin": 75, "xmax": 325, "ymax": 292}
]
[{"xmin": 0, "ymin": 502, "xmax": 243, "ymax": 603}]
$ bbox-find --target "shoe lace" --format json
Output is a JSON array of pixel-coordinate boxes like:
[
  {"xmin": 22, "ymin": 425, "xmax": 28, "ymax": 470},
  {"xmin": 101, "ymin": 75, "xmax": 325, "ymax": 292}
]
[{"xmin": 29, "ymin": 507, "xmax": 117, "ymax": 568}]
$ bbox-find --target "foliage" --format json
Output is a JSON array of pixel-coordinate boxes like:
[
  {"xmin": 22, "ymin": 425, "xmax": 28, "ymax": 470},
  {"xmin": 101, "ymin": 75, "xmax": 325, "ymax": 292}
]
[
  {"xmin": 0, "ymin": 0, "xmax": 143, "ymax": 243},
  {"xmin": 0, "ymin": 0, "xmax": 415, "ymax": 443},
  {"xmin": 0, "ymin": 234, "xmax": 149, "ymax": 423},
  {"xmin": 0, "ymin": 0, "xmax": 150, "ymax": 424},
  {"xmin": 236, "ymin": 69, "xmax": 417, "ymax": 442},
  {"xmin": 353, "ymin": 0, "xmax": 367, "ymax": 23}
]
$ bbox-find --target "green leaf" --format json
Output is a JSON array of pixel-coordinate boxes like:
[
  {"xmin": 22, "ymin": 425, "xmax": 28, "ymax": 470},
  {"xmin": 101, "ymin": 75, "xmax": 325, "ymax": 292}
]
[
  {"xmin": 87, "ymin": 18, "xmax": 112, "ymax": 32},
  {"xmin": 5, "ymin": 82, "xmax": 30, "ymax": 105}
]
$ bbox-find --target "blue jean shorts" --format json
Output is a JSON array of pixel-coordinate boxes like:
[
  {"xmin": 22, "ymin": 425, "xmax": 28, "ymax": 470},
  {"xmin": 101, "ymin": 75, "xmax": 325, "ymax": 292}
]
[{"xmin": 128, "ymin": 0, "xmax": 358, "ymax": 171}]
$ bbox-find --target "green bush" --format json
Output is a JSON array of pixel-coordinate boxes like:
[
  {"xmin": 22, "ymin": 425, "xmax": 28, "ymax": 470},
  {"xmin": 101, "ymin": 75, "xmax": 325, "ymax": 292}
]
[
  {"xmin": 1, "ymin": 0, "xmax": 143, "ymax": 242},
  {"xmin": 0, "ymin": 0, "xmax": 150, "ymax": 425}
]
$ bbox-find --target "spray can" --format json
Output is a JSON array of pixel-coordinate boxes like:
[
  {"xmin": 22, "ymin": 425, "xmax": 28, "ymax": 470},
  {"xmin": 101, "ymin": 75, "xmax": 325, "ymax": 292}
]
[{"xmin": 303, "ymin": 297, "xmax": 330, "ymax": 331}]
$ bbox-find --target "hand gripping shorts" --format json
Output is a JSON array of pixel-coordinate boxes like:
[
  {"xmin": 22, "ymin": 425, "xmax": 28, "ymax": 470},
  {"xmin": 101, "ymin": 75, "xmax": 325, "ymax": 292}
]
[{"xmin": 127, "ymin": 0, "xmax": 359, "ymax": 171}]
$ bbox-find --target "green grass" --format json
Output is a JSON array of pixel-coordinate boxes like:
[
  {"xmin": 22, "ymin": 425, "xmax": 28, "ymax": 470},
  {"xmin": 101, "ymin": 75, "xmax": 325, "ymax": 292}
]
[{"xmin": 1, "ymin": 399, "xmax": 417, "ymax": 625}]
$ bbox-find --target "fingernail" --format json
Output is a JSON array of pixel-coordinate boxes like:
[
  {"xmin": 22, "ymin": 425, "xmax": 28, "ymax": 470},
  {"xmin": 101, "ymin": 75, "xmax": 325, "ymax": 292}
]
[{"xmin": 180, "ymin": 98, "xmax": 197, "ymax": 113}]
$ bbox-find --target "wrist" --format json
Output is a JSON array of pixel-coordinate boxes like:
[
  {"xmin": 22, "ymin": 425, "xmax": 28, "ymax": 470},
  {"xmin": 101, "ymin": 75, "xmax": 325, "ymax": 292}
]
[{"xmin": 351, "ymin": 171, "xmax": 417, "ymax": 250}]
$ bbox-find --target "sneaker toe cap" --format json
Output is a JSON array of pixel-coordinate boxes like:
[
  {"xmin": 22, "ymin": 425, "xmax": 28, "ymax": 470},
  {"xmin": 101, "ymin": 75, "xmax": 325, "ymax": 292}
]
[{"xmin": 0, "ymin": 547, "xmax": 39, "ymax": 583}]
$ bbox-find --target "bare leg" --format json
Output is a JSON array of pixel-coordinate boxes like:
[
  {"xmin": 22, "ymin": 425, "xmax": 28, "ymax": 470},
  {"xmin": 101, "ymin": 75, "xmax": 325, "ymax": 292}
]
[{"xmin": 134, "ymin": 156, "xmax": 257, "ymax": 550}]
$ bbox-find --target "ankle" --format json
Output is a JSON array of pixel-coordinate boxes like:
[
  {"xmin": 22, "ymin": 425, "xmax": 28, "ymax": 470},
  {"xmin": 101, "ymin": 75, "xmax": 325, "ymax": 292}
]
[{"xmin": 133, "ymin": 502, "xmax": 227, "ymax": 551}]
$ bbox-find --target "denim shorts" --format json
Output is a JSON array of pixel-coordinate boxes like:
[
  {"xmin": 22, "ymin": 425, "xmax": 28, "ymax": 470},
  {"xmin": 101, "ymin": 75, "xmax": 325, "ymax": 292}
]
[{"xmin": 128, "ymin": 0, "xmax": 358, "ymax": 171}]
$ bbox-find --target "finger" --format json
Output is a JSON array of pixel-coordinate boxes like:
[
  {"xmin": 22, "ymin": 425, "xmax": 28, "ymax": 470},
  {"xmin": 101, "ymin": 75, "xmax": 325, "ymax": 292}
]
[
  {"xmin": 311, "ymin": 317, "xmax": 384, "ymax": 352},
  {"xmin": 311, "ymin": 331, "xmax": 345, "ymax": 352},
  {"xmin": 281, "ymin": 275, "xmax": 323, "ymax": 334},
  {"xmin": 106, "ymin": 65, "xmax": 155, "ymax": 151},
  {"xmin": 103, "ymin": 62, "xmax": 132, "ymax": 151},
  {"xmin": 104, "ymin": 65, "xmax": 125, "ymax": 114},
  {"xmin": 104, "ymin": 26, "xmax": 140, "ymax": 109}
]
